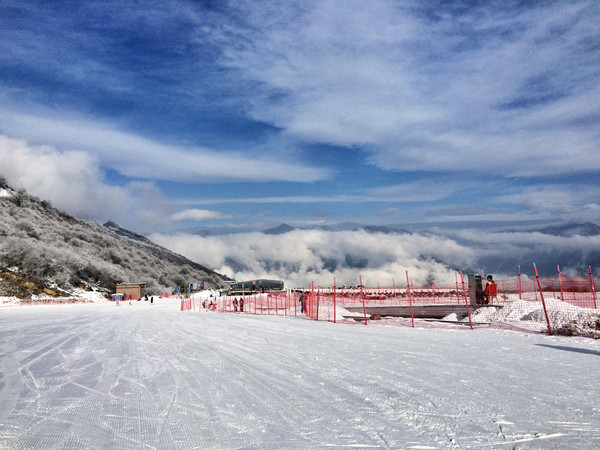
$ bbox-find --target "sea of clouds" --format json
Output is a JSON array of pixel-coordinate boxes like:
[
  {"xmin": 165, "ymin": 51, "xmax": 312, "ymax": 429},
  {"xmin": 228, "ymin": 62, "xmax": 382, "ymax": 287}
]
[{"xmin": 149, "ymin": 227, "xmax": 600, "ymax": 288}]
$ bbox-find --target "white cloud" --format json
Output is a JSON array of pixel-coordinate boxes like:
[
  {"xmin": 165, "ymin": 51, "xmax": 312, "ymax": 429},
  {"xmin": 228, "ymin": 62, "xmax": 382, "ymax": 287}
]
[
  {"xmin": 218, "ymin": 0, "xmax": 600, "ymax": 176},
  {"xmin": 149, "ymin": 228, "xmax": 477, "ymax": 288},
  {"xmin": 170, "ymin": 209, "xmax": 229, "ymax": 222},
  {"xmin": 149, "ymin": 226, "xmax": 599, "ymax": 287},
  {"xmin": 496, "ymin": 185, "xmax": 600, "ymax": 223},
  {"xmin": 0, "ymin": 110, "xmax": 331, "ymax": 184},
  {"xmin": 0, "ymin": 134, "xmax": 170, "ymax": 230},
  {"xmin": 365, "ymin": 179, "xmax": 473, "ymax": 203},
  {"xmin": 0, "ymin": 134, "xmax": 121, "ymax": 216}
]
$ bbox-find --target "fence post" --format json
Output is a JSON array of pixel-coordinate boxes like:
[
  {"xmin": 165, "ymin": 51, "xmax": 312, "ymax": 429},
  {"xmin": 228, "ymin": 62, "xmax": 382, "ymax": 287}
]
[
  {"xmin": 359, "ymin": 276, "xmax": 368, "ymax": 325},
  {"xmin": 406, "ymin": 271, "xmax": 415, "ymax": 327},
  {"xmin": 310, "ymin": 282, "xmax": 314, "ymax": 319},
  {"xmin": 455, "ymin": 272, "xmax": 461, "ymax": 304},
  {"xmin": 316, "ymin": 286, "xmax": 320, "ymax": 321},
  {"xmin": 557, "ymin": 265, "xmax": 565, "ymax": 302},
  {"xmin": 459, "ymin": 270, "xmax": 473, "ymax": 330},
  {"xmin": 333, "ymin": 278, "xmax": 337, "ymax": 324},
  {"xmin": 533, "ymin": 263, "xmax": 552, "ymax": 335},
  {"xmin": 589, "ymin": 267, "xmax": 597, "ymax": 309},
  {"xmin": 518, "ymin": 265, "xmax": 522, "ymax": 300}
]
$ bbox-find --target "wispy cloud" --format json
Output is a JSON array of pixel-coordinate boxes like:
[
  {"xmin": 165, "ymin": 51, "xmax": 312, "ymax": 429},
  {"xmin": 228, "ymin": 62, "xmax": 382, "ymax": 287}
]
[
  {"xmin": 0, "ymin": 1, "xmax": 597, "ymax": 233},
  {"xmin": 0, "ymin": 111, "xmax": 331, "ymax": 183},
  {"xmin": 216, "ymin": 1, "xmax": 600, "ymax": 176},
  {"xmin": 170, "ymin": 209, "xmax": 230, "ymax": 222}
]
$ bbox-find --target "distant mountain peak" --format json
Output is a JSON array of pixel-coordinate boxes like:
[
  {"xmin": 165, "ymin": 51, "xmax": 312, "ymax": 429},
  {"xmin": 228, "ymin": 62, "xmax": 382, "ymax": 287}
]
[
  {"xmin": 362, "ymin": 225, "xmax": 411, "ymax": 235},
  {"xmin": 363, "ymin": 225, "xmax": 393, "ymax": 234},
  {"xmin": 263, "ymin": 223, "xmax": 295, "ymax": 235},
  {"xmin": 538, "ymin": 222, "xmax": 600, "ymax": 237}
]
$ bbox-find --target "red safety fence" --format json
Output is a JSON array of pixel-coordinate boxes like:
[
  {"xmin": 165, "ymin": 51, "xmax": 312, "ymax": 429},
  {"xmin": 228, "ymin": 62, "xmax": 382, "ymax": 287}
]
[
  {"xmin": 181, "ymin": 292, "xmax": 299, "ymax": 316},
  {"xmin": 181, "ymin": 266, "xmax": 599, "ymax": 337}
]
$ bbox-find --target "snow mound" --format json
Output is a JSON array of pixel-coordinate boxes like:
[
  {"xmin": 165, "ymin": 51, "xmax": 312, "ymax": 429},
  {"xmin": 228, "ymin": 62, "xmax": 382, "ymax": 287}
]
[
  {"xmin": 463, "ymin": 299, "xmax": 600, "ymax": 337},
  {"xmin": 441, "ymin": 312, "xmax": 463, "ymax": 322}
]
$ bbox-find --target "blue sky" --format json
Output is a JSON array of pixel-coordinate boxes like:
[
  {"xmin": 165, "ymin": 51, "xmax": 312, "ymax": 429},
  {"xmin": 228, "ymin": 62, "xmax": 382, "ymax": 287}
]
[{"xmin": 1, "ymin": 0, "xmax": 599, "ymax": 234}]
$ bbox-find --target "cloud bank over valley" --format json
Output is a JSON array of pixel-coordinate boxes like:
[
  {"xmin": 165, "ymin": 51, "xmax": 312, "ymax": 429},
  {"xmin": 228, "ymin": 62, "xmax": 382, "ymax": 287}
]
[{"xmin": 149, "ymin": 225, "xmax": 600, "ymax": 288}]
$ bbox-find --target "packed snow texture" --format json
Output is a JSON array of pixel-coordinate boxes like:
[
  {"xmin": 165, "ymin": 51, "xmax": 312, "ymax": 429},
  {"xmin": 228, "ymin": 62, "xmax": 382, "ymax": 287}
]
[{"xmin": 1, "ymin": 297, "xmax": 599, "ymax": 448}]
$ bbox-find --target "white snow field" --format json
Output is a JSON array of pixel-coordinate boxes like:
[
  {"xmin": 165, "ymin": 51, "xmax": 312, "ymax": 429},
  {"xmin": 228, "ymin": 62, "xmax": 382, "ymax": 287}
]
[{"xmin": 1, "ymin": 298, "xmax": 599, "ymax": 449}]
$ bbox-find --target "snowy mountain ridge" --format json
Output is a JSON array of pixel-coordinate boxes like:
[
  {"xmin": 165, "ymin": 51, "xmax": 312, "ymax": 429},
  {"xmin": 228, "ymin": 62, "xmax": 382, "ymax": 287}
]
[{"xmin": 0, "ymin": 177, "xmax": 229, "ymax": 298}]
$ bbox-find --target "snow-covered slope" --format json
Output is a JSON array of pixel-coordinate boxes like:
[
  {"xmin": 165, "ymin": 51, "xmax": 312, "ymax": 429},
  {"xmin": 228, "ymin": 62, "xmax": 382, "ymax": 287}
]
[{"xmin": 1, "ymin": 299, "xmax": 598, "ymax": 448}]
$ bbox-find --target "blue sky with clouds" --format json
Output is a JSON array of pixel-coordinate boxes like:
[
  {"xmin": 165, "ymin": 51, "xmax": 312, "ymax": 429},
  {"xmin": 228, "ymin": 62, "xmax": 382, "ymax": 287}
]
[{"xmin": 1, "ymin": 0, "xmax": 599, "ymax": 234}]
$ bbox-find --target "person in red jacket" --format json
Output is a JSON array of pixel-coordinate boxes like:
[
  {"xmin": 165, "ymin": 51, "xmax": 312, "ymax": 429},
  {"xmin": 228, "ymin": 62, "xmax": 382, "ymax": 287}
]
[{"xmin": 484, "ymin": 275, "xmax": 497, "ymax": 304}]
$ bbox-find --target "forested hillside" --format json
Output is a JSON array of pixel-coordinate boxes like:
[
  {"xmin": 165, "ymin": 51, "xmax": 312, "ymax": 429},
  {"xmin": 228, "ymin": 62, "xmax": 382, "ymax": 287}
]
[{"xmin": 0, "ymin": 177, "xmax": 228, "ymax": 298}]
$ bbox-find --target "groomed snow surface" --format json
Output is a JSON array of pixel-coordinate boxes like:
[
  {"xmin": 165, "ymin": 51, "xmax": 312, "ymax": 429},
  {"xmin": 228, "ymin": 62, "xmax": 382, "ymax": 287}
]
[{"xmin": 1, "ymin": 297, "xmax": 599, "ymax": 449}]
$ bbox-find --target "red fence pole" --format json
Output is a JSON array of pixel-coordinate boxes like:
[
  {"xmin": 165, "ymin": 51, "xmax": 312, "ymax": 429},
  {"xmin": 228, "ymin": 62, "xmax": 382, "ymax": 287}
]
[
  {"xmin": 589, "ymin": 267, "xmax": 597, "ymax": 309},
  {"xmin": 333, "ymin": 278, "xmax": 337, "ymax": 324},
  {"xmin": 459, "ymin": 270, "xmax": 473, "ymax": 330},
  {"xmin": 309, "ymin": 282, "xmax": 314, "ymax": 319},
  {"xmin": 455, "ymin": 272, "xmax": 461, "ymax": 304},
  {"xmin": 359, "ymin": 276, "xmax": 368, "ymax": 325},
  {"xmin": 406, "ymin": 271, "xmax": 414, "ymax": 328},
  {"xmin": 316, "ymin": 286, "xmax": 320, "ymax": 321},
  {"xmin": 534, "ymin": 263, "xmax": 552, "ymax": 335},
  {"xmin": 518, "ymin": 265, "xmax": 522, "ymax": 300},
  {"xmin": 557, "ymin": 265, "xmax": 565, "ymax": 302}
]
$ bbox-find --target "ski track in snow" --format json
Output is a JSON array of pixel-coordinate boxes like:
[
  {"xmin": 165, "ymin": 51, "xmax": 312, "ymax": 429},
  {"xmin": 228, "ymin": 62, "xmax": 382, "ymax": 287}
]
[{"xmin": 0, "ymin": 299, "xmax": 599, "ymax": 449}]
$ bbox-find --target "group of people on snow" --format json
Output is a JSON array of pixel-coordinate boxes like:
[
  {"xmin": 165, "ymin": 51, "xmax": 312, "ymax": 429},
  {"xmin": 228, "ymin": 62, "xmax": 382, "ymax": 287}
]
[
  {"xmin": 232, "ymin": 297, "xmax": 244, "ymax": 312},
  {"xmin": 201, "ymin": 295, "xmax": 246, "ymax": 312}
]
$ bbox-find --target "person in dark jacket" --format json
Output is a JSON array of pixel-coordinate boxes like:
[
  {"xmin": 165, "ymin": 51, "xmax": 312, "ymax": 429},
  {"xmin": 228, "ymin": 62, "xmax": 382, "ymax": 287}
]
[{"xmin": 299, "ymin": 294, "xmax": 306, "ymax": 313}]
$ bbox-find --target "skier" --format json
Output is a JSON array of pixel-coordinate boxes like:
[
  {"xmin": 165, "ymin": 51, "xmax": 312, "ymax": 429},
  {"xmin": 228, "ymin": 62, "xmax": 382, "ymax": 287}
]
[{"xmin": 239, "ymin": 297, "xmax": 244, "ymax": 312}]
